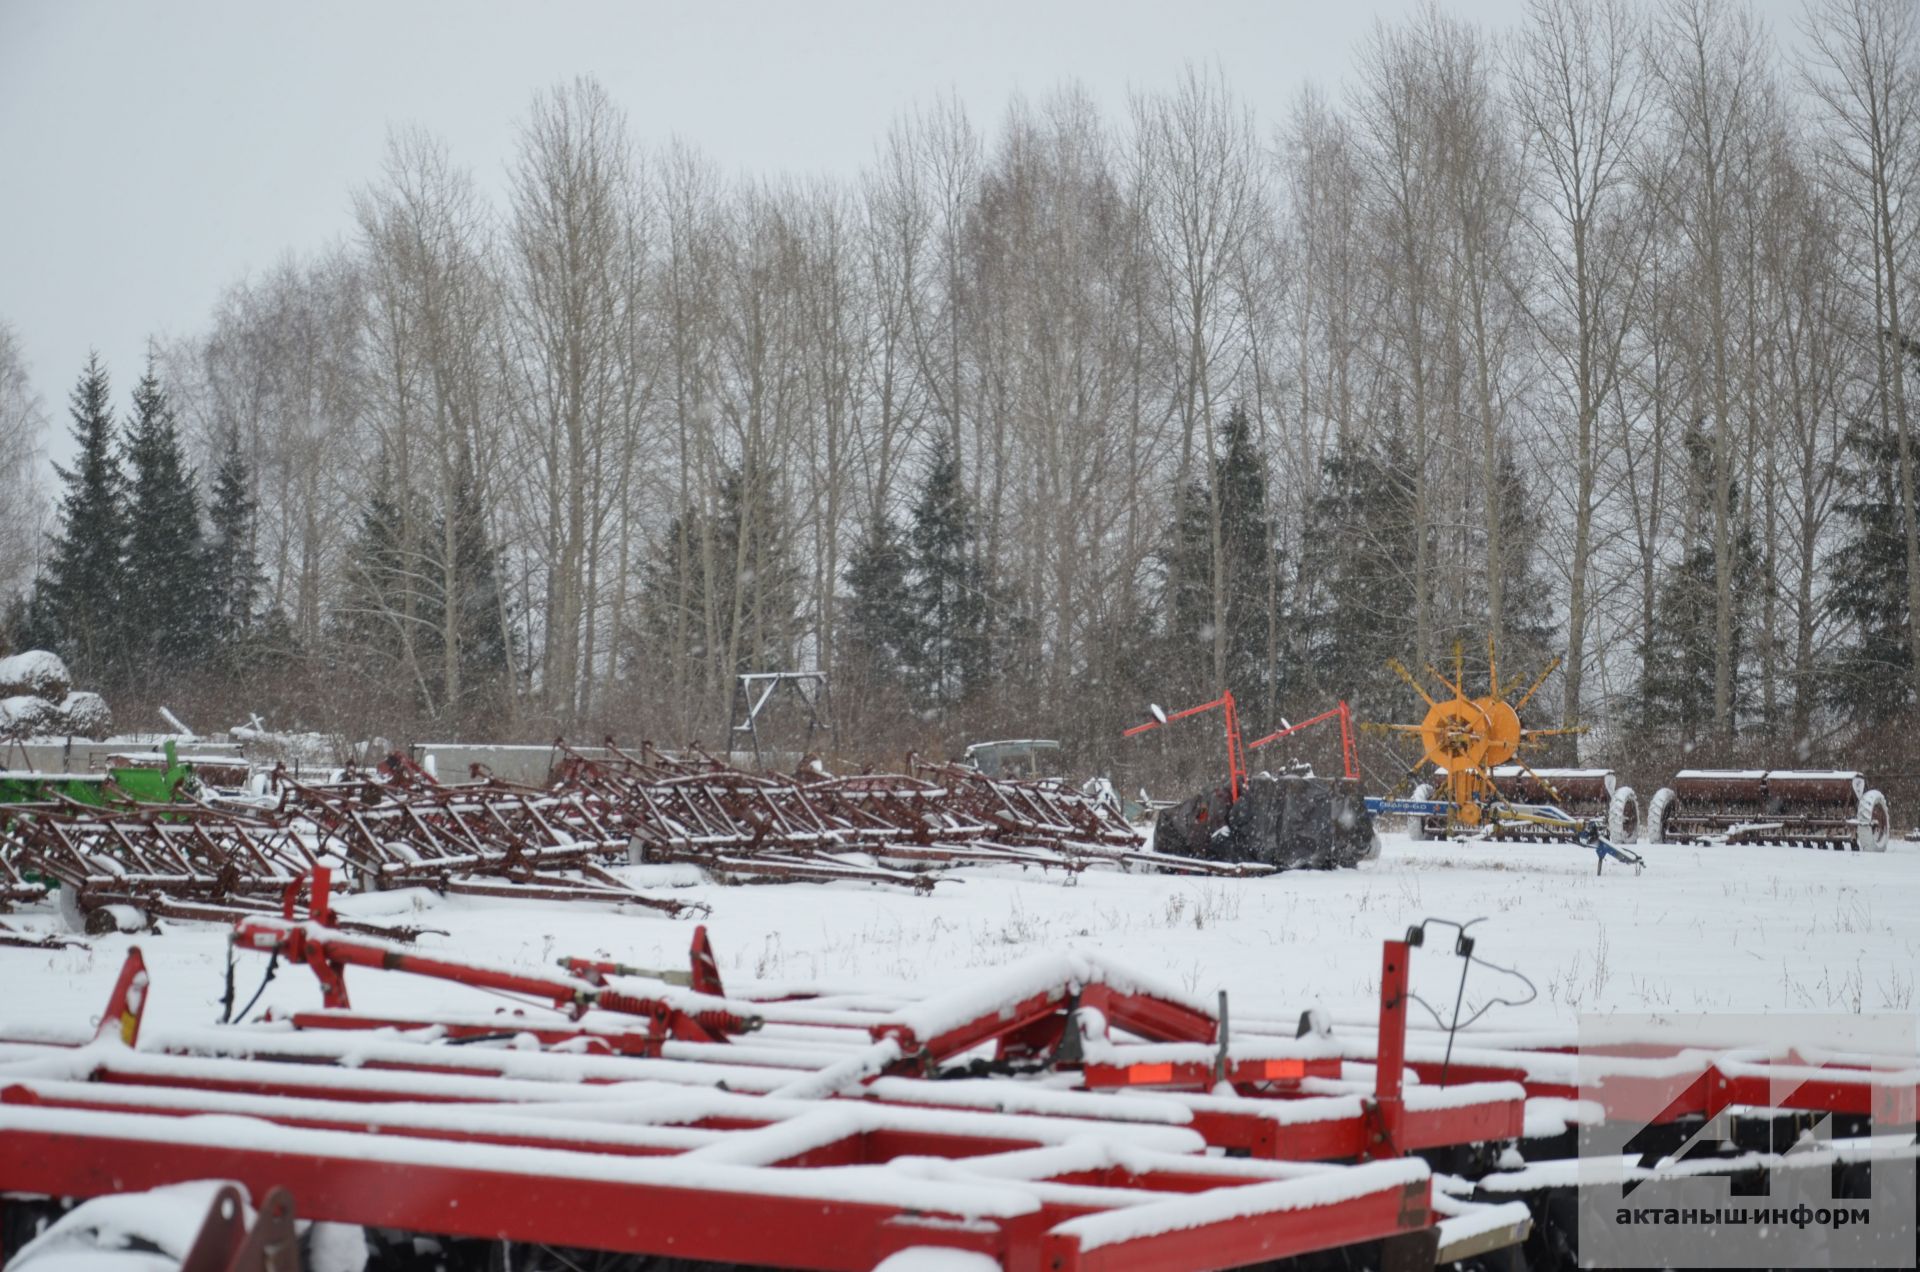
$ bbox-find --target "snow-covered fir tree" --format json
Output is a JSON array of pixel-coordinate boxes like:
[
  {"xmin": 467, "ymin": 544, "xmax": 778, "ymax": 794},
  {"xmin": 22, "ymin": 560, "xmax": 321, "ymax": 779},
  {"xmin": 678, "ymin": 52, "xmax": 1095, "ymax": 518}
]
[
  {"xmin": 121, "ymin": 358, "xmax": 213, "ymax": 669},
  {"xmin": 32, "ymin": 356, "xmax": 129, "ymax": 684}
]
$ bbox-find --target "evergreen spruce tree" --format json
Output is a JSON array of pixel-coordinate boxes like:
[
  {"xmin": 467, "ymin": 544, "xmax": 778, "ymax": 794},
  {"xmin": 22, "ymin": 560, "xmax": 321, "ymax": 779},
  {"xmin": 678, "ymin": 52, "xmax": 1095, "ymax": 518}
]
[
  {"xmin": 1634, "ymin": 421, "xmax": 1761, "ymax": 747},
  {"xmin": 1295, "ymin": 432, "xmax": 1423, "ymax": 723},
  {"xmin": 205, "ymin": 426, "xmax": 264, "ymax": 653},
  {"xmin": 1214, "ymin": 404, "xmax": 1282, "ymax": 709},
  {"xmin": 635, "ymin": 504, "xmax": 713, "ymax": 682},
  {"xmin": 330, "ymin": 462, "xmax": 512, "ymax": 728},
  {"xmin": 907, "ymin": 437, "xmax": 995, "ymax": 714},
  {"xmin": 122, "ymin": 360, "xmax": 213, "ymax": 667},
  {"xmin": 634, "ymin": 458, "xmax": 803, "ymax": 686},
  {"xmin": 331, "ymin": 469, "xmax": 428, "ymax": 708},
  {"xmin": 38, "ymin": 355, "xmax": 129, "ymax": 683},
  {"xmin": 438, "ymin": 469, "xmax": 513, "ymax": 728},
  {"xmin": 842, "ymin": 514, "xmax": 918, "ymax": 696},
  {"xmin": 1161, "ymin": 478, "xmax": 1215, "ymax": 700},
  {"xmin": 1492, "ymin": 444, "xmax": 1557, "ymax": 677},
  {"xmin": 715, "ymin": 459, "xmax": 804, "ymax": 676},
  {"xmin": 1827, "ymin": 416, "xmax": 1914, "ymax": 724},
  {"xmin": 1156, "ymin": 406, "xmax": 1282, "ymax": 708}
]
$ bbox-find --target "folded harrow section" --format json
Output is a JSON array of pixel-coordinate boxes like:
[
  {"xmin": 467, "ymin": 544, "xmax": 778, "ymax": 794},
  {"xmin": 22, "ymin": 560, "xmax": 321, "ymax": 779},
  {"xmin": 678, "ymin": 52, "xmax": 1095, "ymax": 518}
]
[
  {"xmin": 0, "ymin": 903, "xmax": 1551, "ymax": 1270},
  {"xmin": 551, "ymin": 740, "xmax": 1258, "ymax": 887}
]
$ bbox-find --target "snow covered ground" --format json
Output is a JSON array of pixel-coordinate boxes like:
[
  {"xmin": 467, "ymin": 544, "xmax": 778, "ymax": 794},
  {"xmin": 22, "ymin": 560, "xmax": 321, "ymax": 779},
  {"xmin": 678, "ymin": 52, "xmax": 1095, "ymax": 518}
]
[{"xmin": 3, "ymin": 831, "xmax": 1918, "ymax": 1041}]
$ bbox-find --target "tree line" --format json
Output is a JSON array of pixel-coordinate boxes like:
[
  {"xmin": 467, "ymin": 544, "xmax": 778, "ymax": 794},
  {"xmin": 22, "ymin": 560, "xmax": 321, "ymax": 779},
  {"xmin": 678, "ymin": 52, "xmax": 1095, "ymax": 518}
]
[{"xmin": 0, "ymin": 0, "xmax": 1916, "ymax": 796}]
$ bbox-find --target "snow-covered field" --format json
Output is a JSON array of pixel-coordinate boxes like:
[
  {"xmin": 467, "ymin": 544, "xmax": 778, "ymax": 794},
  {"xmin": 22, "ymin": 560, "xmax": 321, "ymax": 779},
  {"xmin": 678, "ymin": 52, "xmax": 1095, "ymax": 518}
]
[{"xmin": 5, "ymin": 831, "xmax": 1918, "ymax": 1041}]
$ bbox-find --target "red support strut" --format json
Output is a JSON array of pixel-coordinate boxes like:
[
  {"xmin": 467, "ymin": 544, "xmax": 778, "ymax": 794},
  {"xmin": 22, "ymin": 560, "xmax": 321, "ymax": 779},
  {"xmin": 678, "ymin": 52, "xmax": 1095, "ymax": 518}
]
[
  {"xmin": 1123, "ymin": 691, "xmax": 1247, "ymax": 803},
  {"xmin": 1362, "ymin": 938, "xmax": 1410, "ymax": 1160},
  {"xmin": 1244, "ymin": 701, "xmax": 1361, "ymax": 783}
]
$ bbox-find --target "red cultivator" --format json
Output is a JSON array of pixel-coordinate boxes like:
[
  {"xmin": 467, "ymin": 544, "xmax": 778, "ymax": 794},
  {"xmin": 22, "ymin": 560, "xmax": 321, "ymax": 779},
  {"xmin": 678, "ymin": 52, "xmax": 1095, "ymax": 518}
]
[
  {"xmin": 7, "ymin": 873, "xmax": 1910, "ymax": 1269},
  {"xmin": 0, "ymin": 797, "xmax": 324, "ymax": 931},
  {"xmin": 0, "ymin": 881, "xmax": 1521, "ymax": 1271},
  {"xmin": 3, "ymin": 737, "xmax": 1278, "ymax": 940},
  {"xmin": 273, "ymin": 760, "xmax": 689, "ymax": 913}
]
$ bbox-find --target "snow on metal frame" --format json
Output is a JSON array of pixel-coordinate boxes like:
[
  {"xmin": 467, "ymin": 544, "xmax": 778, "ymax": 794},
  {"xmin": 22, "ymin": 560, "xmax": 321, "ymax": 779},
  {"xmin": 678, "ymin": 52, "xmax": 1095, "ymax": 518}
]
[{"xmin": 0, "ymin": 934, "xmax": 1542, "ymax": 1269}]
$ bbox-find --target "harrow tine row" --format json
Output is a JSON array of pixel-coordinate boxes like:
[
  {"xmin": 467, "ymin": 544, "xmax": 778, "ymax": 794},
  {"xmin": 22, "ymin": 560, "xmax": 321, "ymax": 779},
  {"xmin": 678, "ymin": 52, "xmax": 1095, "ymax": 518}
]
[
  {"xmin": 552, "ymin": 739, "xmax": 1194, "ymax": 887},
  {"xmin": 3, "ymin": 738, "xmax": 1235, "ymax": 935},
  {"xmin": 0, "ymin": 763, "xmax": 698, "ymax": 931}
]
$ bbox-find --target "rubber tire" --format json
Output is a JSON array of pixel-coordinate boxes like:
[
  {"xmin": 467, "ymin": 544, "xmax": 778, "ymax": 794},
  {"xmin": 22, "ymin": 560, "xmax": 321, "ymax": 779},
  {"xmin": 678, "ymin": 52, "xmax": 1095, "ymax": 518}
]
[
  {"xmin": 1361, "ymin": 831, "xmax": 1382, "ymax": 861},
  {"xmin": 1608, "ymin": 785, "xmax": 1640, "ymax": 845},
  {"xmin": 1857, "ymin": 789, "xmax": 1890, "ymax": 852},
  {"xmin": 1409, "ymin": 783, "xmax": 1433, "ymax": 840},
  {"xmin": 1645, "ymin": 787, "xmax": 1678, "ymax": 844}
]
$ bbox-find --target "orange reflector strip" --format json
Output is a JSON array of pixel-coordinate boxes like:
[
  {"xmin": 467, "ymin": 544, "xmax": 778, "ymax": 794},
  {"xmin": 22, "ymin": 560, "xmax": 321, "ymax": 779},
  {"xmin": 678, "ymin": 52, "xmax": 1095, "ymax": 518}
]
[
  {"xmin": 1127, "ymin": 1063, "xmax": 1175, "ymax": 1084},
  {"xmin": 1258, "ymin": 1059, "xmax": 1306, "ymax": 1080}
]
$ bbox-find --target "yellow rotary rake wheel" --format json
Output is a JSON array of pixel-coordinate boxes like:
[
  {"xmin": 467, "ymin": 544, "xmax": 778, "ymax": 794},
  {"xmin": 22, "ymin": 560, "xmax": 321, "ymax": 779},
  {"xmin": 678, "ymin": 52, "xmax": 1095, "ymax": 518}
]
[
  {"xmin": 1475, "ymin": 697, "xmax": 1521, "ymax": 766},
  {"xmin": 1375, "ymin": 640, "xmax": 1573, "ymax": 833},
  {"xmin": 1417, "ymin": 697, "xmax": 1493, "ymax": 771}
]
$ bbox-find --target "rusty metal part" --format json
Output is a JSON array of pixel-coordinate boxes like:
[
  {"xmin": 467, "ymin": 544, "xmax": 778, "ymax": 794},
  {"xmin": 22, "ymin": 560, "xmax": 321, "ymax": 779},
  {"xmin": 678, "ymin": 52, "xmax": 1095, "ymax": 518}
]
[
  {"xmin": 1652, "ymin": 769, "xmax": 1886, "ymax": 847},
  {"xmin": 551, "ymin": 740, "xmax": 1172, "ymax": 888}
]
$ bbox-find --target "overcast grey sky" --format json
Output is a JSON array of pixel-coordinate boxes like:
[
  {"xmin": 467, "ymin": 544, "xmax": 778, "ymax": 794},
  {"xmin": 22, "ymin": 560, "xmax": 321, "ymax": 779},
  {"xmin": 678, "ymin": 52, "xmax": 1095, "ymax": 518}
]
[{"xmin": 0, "ymin": 0, "xmax": 1806, "ymax": 457}]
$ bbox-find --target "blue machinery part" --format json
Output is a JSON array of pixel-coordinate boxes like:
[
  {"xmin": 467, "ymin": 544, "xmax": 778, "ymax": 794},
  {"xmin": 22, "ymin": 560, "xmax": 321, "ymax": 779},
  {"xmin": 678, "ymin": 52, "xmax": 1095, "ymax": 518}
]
[{"xmin": 1363, "ymin": 796, "xmax": 1646, "ymax": 875}]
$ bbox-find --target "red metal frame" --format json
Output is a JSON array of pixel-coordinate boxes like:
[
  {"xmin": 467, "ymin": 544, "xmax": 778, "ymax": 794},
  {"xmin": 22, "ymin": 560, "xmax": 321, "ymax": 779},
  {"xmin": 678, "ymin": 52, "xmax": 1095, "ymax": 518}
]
[
  {"xmin": 1361, "ymin": 939, "xmax": 1409, "ymax": 1159},
  {"xmin": 0, "ymin": 1108, "xmax": 1433, "ymax": 1272},
  {"xmin": 13, "ymin": 900, "xmax": 1911, "ymax": 1271},
  {"xmin": 1123, "ymin": 692, "xmax": 1247, "ymax": 803},
  {"xmin": 1245, "ymin": 701, "xmax": 1361, "ymax": 782}
]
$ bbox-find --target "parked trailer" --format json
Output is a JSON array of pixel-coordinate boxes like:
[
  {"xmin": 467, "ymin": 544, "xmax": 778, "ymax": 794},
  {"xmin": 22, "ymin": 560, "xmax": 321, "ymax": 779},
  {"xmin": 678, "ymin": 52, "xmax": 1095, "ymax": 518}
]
[{"xmin": 1645, "ymin": 769, "xmax": 1890, "ymax": 850}]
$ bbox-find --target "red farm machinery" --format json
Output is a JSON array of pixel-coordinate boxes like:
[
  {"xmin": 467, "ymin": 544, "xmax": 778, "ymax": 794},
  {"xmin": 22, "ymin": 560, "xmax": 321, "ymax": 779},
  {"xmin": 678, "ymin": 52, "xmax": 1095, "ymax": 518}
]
[{"xmin": 3, "ymin": 872, "xmax": 1915, "ymax": 1271}]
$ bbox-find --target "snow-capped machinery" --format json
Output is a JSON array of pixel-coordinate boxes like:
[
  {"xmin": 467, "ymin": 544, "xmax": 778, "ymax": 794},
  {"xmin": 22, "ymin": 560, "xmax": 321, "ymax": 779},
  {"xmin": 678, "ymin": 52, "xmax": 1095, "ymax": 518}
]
[
  {"xmin": 1406, "ymin": 767, "xmax": 1639, "ymax": 846},
  {"xmin": 1646, "ymin": 769, "xmax": 1890, "ymax": 850},
  {"xmin": 1368, "ymin": 641, "xmax": 1644, "ymax": 872},
  {"xmin": 1125, "ymin": 694, "xmax": 1378, "ymax": 870}
]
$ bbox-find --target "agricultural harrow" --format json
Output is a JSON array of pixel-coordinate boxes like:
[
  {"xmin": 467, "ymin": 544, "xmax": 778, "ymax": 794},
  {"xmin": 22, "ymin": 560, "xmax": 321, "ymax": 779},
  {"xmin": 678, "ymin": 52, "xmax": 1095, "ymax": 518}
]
[
  {"xmin": 551, "ymin": 739, "xmax": 1253, "ymax": 884},
  {"xmin": 2, "ymin": 879, "xmax": 1913, "ymax": 1270},
  {"xmin": 0, "ymin": 753, "xmax": 695, "ymax": 934},
  {"xmin": 3, "ymin": 738, "xmax": 1281, "ymax": 937},
  {"xmin": 1645, "ymin": 769, "xmax": 1891, "ymax": 850}
]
